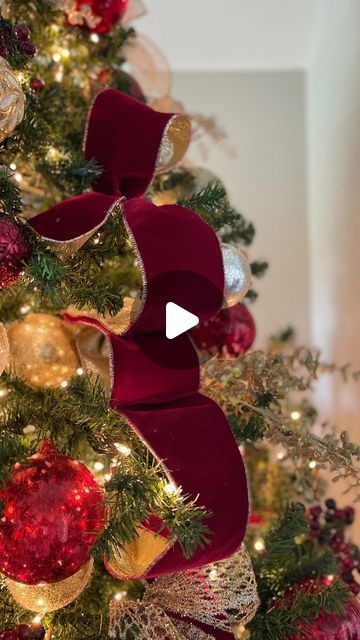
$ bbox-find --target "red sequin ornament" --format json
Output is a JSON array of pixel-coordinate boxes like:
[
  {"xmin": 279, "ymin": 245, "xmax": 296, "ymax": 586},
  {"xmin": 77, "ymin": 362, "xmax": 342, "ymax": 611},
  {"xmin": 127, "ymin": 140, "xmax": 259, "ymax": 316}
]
[
  {"xmin": 284, "ymin": 578, "xmax": 360, "ymax": 639},
  {"xmin": 70, "ymin": 0, "xmax": 128, "ymax": 33},
  {"xmin": 0, "ymin": 625, "xmax": 44, "ymax": 640},
  {"xmin": 0, "ymin": 440, "xmax": 105, "ymax": 584},
  {"xmin": 0, "ymin": 215, "xmax": 31, "ymax": 289},
  {"xmin": 192, "ymin": 302, "xmax": 255, "ymax": 359}
]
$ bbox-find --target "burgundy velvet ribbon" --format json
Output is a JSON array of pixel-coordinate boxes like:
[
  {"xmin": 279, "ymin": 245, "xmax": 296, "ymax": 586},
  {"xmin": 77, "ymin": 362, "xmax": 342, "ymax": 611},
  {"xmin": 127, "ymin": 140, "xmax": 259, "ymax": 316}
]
[{"xmin": 29, "ymin": 89, "xmax": 249, "ymax": 578}]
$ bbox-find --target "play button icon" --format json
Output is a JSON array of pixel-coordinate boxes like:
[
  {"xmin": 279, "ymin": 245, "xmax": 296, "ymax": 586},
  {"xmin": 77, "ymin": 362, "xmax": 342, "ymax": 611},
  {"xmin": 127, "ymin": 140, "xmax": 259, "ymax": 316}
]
[{"xmin": 166, "ymin": 302, "xmax": 199, "ymax": 339}]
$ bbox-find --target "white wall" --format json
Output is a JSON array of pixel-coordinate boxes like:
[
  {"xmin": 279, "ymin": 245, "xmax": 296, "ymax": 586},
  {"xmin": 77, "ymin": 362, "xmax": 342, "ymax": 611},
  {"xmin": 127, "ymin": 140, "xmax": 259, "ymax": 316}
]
[
  {"xmin": 307, "ymin": 0, "xmax": 360, "ymax": 511},
  {"xmin": 173, "ymin": 70, "xmax": 310, "ymax": 346}
]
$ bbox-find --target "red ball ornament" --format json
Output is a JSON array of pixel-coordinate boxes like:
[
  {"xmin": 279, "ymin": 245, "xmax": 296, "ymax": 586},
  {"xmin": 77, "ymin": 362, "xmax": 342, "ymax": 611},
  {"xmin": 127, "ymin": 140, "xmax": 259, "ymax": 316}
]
[
  {"xmin": 192, "ymin": 302, "xmax": 255, "ymax": 359},
  {"xmin": 289, "ymin": 597, "xmax": 360, "ymax": 639},
  {"xmin": 70, "ymin": 0, "xmax": 128, "ymax": 34},
  {"xmin": 0, "ymin": 215, "xmax": 31, "ymax": 289},
  {"xmin": 0, "ymin": 625, "xmax": 44, "ymax": 640},
  {"xmin": 30, "ymin": 77, "xmax": 45, "ymax": 92},
  {"xmin": 0, "ymin": 439, "xmax": 105, "ymax": 585}
]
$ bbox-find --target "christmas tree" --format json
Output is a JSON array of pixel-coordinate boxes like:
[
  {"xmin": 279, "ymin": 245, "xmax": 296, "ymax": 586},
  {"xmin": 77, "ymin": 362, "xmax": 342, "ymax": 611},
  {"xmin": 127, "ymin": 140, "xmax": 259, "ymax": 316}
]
[{"xmin": 0, "ymin": 2, "xmax": 359, "ymax": 639}]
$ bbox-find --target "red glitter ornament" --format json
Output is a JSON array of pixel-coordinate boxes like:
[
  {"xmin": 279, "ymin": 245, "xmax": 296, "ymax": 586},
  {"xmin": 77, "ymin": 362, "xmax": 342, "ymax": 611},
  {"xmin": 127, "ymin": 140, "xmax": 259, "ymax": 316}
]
[
  {"xmin": 0, "ymin": 439, "xmax": 105, "ymax": 585},
  {"xmin": 70, "ymin": 0, "xmax": 128, "ymax": 34},
  {"xmin": 0, "ymin": 625, "xmax": 44, "ymax": 640},
  {"xmin": 0, "ymin": 215, "xmax": 31, "ymax": 289},
  {"xmin": 192, "ymin": 302, "xmax": 255, "ymax": 359}
]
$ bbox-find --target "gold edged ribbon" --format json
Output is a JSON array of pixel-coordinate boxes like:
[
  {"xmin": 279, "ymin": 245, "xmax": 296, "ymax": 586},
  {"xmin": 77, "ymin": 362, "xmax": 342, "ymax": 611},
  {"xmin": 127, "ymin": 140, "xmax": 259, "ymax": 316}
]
[{"xmin": 109, "ymin": 547, "xmax": 259, "ymax": 639}]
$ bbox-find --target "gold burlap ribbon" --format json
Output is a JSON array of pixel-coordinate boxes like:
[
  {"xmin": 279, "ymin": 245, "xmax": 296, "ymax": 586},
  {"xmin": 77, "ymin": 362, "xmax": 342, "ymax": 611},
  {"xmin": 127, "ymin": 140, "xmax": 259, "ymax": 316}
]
[{"xmin": 109, "ymin": 546, "xmax": 259, "ymax": 639}]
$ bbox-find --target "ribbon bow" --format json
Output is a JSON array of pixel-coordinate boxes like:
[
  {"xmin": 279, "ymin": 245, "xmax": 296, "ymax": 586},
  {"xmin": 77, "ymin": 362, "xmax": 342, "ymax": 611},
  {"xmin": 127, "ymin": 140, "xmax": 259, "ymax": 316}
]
[
  {"xmin": 109, "ymin": 547, "xmax": 259, "ymax": 640},
  {"xmin": 28, "ymin": 89, "xmax": 249, "ymax": 577}
]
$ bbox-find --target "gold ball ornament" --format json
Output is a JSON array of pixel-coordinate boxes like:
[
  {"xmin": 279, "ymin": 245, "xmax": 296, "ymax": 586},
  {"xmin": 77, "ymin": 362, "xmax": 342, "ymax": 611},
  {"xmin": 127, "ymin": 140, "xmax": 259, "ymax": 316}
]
[
  {"xmin": 4, "ymin": 558, "xmax": 93, "ymax": 613},
  {"xmin": 0, "ymin": 56, "xmax": 25, "ymax": 144},
  {"xmin": 0, "ymin": 322, "xmax": 10, "ymax": 376},
  {"xmin": 221, "ymin": 243, "xmax": 251, "ymax": 307},
  {"xmin": 7, "ymin": 313, "xmax": 79, "ymax": 388}
]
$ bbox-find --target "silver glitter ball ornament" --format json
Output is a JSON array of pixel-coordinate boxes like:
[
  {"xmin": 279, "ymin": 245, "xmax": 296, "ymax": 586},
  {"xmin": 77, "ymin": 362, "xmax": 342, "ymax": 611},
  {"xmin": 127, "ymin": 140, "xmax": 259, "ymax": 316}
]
[{"xmin": 221, "ymin": 243, "xmax": 251, "ymax": 307}]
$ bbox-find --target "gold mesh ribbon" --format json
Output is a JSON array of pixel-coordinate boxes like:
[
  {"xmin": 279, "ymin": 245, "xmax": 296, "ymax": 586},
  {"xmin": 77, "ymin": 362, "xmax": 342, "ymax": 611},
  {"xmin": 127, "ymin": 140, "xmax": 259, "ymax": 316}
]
[
  {"xmin": 109, "ymin": 547, "xmax": 259, "ymax": 639},
  {"xmin": 106, "ymin": 526, "xmax": 173, "ymax": 579}
]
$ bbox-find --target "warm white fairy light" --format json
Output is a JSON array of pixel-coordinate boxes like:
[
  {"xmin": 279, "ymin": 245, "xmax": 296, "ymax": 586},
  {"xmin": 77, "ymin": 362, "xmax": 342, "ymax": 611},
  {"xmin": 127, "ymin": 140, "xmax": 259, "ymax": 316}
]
[
  {"xmin": 309, "ymin": 460, "xmax": 317, "ymax": 469},
  {"xmin": 254, "ymin": 538, "xmax": 265, "ymax": 552},
  {"xmin": 114, "ymin": 590, "xmax": 127, "ymax": 601},
  {"xmin": 94, "ymin": 461, "xmax": 104, "ymax": 471},
  {"xmin": 9, "ymin": 163, "xmax": 16, "ymax": 171},
  {"xmin": 32, "ymin": 615, "xmax": 42, "ymax": 624},
  {"xmin": 114, "ymin": 443, "xmax": 131, "ymax": 457},
  {"xmin": 0, "ymin": 389, "xmax": 8, "ymax": 398},
  {"xmin": 291, "ymin": 410, "xmax": 301, "ymax": 421},
  {"xmin": 60, "ymin": 380, "xmax": 68, "ymax": 388},
  {"xmin": 90, "ymin": 33, "xmax": 100, "ymax": 43},
  {"xmin": 277, "ymin": 451, "xmax": 285, "ymax": 460},
  {"xmin": 54, "ymin": 67, "xmax": 64, "ymax": 82},
  {"xmin": 20, "ymin": 304, "xmax": 31, "ymax": 315},
  {"xmin": 14, "ymin": 172, "xmax": 23, "ymax": 183},
  {"xmin": 104, "ymin": 473, "xmax": 111, "ymax": 482},
  {"xmin": 164, "ymin": 482, "xmax": 177, "ymax": 495},
  {"xmin": 52, "ymin": 52, "xmax": 61, "ymax": 62},
  {"xmin": 76, "ymin": 367, "xmax": 84, "ymax": 375}
]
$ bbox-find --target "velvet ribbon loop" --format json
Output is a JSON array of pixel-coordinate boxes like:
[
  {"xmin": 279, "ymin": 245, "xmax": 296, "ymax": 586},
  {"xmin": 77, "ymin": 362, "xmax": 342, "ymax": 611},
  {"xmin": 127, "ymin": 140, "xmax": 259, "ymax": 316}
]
[{"xmin": 29, "ymin": 89, "xmax": 249, "ymax": 577}]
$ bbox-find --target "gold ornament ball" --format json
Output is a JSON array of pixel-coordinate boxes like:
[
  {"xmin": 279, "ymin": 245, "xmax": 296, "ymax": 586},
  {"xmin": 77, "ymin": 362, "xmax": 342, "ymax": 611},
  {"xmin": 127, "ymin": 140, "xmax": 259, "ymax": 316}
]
[
  {"xmin": 5, "ymin": 558, "xmax": 93, "ymax": 613},
  {"xmin": 7, "ymin": 313, "xmax": 79, "ymax": 388},
  {"xmin": 0, "ymin": 56, "xmax": 25, "ymax": 143},
  {"xmin": 0, "ymin": 322, "xmax": 10, "ymax": 376}
]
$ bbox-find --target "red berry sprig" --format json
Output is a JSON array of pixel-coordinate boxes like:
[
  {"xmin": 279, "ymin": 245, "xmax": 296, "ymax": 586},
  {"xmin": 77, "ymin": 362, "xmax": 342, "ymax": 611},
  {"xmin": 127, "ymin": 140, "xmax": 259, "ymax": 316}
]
[
  {"xmin": 0, "ymin": 624, "xmax": 45, "ymax": 640},
  {"xmin": 308, "ymin": 498, "xmax": 360, "ymax": 596},
  {"xmin": 0, "ymin": 17, "xmax": 36, "ymax": 65}
]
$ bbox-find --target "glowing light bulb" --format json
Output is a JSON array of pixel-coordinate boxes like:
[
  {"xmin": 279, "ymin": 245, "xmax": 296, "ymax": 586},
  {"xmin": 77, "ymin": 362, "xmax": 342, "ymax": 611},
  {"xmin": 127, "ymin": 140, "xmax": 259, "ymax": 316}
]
[
  {"xmin": 55, "ymin": 68, "xmax": 64, "ymax": 82},
  {"xmin": 114, "ymin": 591, "xmax": 127, "ymax": 601},
  {"xmin": 9, "ymin": 163, "xmax": 16, "ymax": 171},
  {"xmin": 104, "ymin": 473, "xmax": 111, "ymax": 482},
  {"xmin": 76, "ymin": 367, "xmax": 84, "ymax": 375},
  {"xmin": 94, "ymin": 461, "xmax": 104, "ymax": 471},
  {"xmin": 62, "ymin": 48, "xmax": 70, "ymax": 58},
  {"xmin": 254, "ymin": 538, "xmax": 265, "ymax": 552},
  {"xmin": 90, "ymin": 33, "xmax": 100, "ymax": 43},
  {"xmin": 114, "ymin": 443, "xmax": 131, "ymax": 457},
  {"xmin": 309, "ymin": 460, "xmax": 317, "ymax": 469},
  {"xmin": 32, "ymin": 615, "xmax": 42, "ymax": 624},
  {"xmin": 14, "ymin": 172, "xmax": 23, "ymax": 183},
  {"xmin": 60, "ymin": 380, "xmax": 68, "ymax": 388},
  {"xmin": 164, "ymin": 482, "xmax": 177, "ymax": 495},
  {"xmin": 291, "ymin": 411, "xmax": 301, "ymax": 421},
  {"xmin": 277, "ymin": 451, "xmax": 285, "ymax": 460},
  {"xmin": 52, "ymin": 52, "xmax": 61, "ymax": 62},
  {"xmin": 20, "ymin": 304, "xmax": 31, "ymax": 315}
]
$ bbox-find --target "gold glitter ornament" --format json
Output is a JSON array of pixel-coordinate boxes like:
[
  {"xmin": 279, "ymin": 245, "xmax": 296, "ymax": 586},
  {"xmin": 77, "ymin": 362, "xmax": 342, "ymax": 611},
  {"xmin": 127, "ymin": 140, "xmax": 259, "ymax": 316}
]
[
  {"xmin": 0, "ymin": 56, "xmax": 25, "ymax": 143},
  {"xmin": 7, "ymin": 313, "xmax": 78, "ymax": 388},
  {"xmin": 0, "ymin": 322, "xmax": 10, "ymax": 375},
  {"xmin": 221, "ymin": 243, "xmax": 251, "ymax": 307},
  {"xmin": 109, "ymin": 547, "xmax": 259, "ymax": 639},
  {"xmin": 5, "ymin": 559, "xmax": 93, "ymax": 613}
]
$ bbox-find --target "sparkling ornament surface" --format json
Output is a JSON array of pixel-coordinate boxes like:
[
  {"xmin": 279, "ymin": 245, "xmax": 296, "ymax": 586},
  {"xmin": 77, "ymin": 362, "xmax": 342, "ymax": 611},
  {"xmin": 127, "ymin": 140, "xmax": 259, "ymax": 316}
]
[
  {"xmin": 6, "ymin": 559, "xmax": 93, "ymax": 613},
  {"xmin": 7, "ymin": 313, "xmax": 78, "ymax": 388},
  {"xmin": 192, "ymin": 302, "xmax": 255, "ymax": 359},
  {"xmin": 0, "ymin": 56, "xmax": 25, "ymax": 143},
  {"xmin": 221, "ymin": 243, "xmax": 251, "ymax": 307},
  {"xmin": 289, "ymin": 595, "xmax": 360, "ymax": 639},
  {"xmin": 0, "ymin": 322, "xmax": 10, "ymax": 375},
  {"xmin": 0, "ymin": 439, "xmax": 105, "ymax": 584},
  {"xmin": 109, "ymin": 547, "xmax": 259, "ymax": 639},
  {"xmin": 64, "ymin": 0, "xmax": 128, "ymax": 33},
  {"xmin": 0, "ymin": 215, "xmax": 31, "ymax": 289},
  {"xmin": 0, "ymin": 624, "xmax": 45, "ymax": 640}
]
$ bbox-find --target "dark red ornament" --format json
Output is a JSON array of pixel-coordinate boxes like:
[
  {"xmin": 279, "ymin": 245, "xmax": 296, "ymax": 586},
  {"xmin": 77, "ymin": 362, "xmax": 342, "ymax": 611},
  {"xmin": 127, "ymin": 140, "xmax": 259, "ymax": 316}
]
[
  {"xmin": 20, "ymin": 40, "xmax": 36, "ymax": 57},
  {"xmin": 0, "ymin": 216, "xmax": 31, "ymax": 289},
  {"xmin": 13, "ymin": 24, "xmax": 30, "ymax": 41},
  {"xmin": 0, "ymin": 625, "xmax": 44, "ymax": 640},
  {"xmin": 289, "ymin": 596, "xmax": 360, "ymax": 639},
  {"xmin": 0, "ymin": 439, "xmax": 105, "ymax": 584},
  {"xmin": 30, "ymin": 76, "xmax": 45, "ymax": 92},
  {"xmin": 71, "ymin": 0, "xmax": 128, "ymax": 34},
  {"xmin": 192, "ymin": 302, "xmax": 255, "ymax": 359}
]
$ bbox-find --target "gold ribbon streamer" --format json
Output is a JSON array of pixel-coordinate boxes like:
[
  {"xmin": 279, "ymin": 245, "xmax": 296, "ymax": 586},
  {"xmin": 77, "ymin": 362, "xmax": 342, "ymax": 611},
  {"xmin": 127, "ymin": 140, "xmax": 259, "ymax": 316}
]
[{"xmin": 109, "ymin": 547, "xmax": 259, "ymax": 639}]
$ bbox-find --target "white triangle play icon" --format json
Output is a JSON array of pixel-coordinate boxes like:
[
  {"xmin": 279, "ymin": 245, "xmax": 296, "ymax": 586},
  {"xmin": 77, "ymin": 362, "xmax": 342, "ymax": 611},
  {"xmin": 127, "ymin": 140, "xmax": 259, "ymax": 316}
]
[{"xmin": 166, "ymin": 302, "xmax": 199, "ymax": 339}]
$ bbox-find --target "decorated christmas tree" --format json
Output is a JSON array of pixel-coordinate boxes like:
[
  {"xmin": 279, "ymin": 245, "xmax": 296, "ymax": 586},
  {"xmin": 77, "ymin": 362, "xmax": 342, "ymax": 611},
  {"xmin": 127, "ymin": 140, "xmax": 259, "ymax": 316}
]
[{"xmin": 0, "ymin": 2, "xmax": 359, "ymax": 639}]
